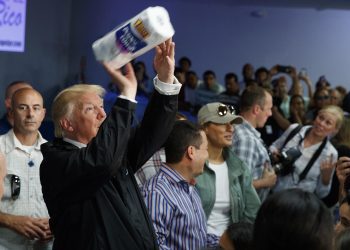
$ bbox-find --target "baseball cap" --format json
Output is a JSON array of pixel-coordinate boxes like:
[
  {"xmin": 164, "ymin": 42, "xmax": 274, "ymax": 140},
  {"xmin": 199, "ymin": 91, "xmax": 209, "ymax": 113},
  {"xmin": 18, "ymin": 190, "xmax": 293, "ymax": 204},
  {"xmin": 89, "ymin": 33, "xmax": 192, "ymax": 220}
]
[{"xmin": 197, "ymin": 102, "xmax": 243, "ymax": 125}]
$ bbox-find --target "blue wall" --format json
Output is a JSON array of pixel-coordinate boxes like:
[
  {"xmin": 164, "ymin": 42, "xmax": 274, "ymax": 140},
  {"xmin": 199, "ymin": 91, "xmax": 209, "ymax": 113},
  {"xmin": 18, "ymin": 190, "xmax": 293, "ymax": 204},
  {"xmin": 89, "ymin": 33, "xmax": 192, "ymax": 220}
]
[
  {"xmin": 0, "ymin": 0, "xmax": 72, "ymax": 116},
  {"xmin": 68, "ymin": 0, "xmax": 350, "ymax": 89},
  {"xmin": 1, "ymin": 0, "xmax": 350, "ymax": 116}
]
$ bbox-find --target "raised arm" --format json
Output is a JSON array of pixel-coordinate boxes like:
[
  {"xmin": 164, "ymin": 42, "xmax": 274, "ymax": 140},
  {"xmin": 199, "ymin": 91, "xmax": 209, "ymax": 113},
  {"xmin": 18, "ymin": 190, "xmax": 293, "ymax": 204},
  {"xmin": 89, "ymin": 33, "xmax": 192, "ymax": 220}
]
[
  {"xmin": 102, "ymin": 37, "xmax": 180, "ymax": 99},
  {"xmin": 299, "ymin": 75, "xmax": 313, "ymax": 100},
  {"xmin": 102, "ymin": 62, "xmax": 138, "ymax": 100},
  {"xmin": 128, "ymin": 38, "xmax": 181, "ymax": 170},
  {"xmin": 272, "ymin": 106, "xmax": 291, "ymax": 130},
  {"xmin": 154, "ymin": 38, "xmax": 175, "ymax": 84}
]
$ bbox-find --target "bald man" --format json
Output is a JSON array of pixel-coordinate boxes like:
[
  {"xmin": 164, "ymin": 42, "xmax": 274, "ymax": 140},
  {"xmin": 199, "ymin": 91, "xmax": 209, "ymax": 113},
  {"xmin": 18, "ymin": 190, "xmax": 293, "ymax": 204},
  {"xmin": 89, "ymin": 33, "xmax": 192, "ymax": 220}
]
[
  {"xmin": 0, "ymin": 88, "xmax": 52, "ymax": 249},
  {"xmin": 0, "ymin": 81, "xmax": 33, "ymax": 134}
]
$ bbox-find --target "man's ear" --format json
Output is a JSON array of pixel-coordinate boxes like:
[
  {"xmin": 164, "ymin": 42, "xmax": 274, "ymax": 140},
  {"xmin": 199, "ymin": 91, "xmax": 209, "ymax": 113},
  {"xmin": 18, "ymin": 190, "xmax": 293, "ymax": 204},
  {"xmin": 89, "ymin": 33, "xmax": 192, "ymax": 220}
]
[
  {"xmin": 252, "ymin": 104, "xmax": 260, "ymax": 115},
  {"xmin": 60, "ymin": 118, "xmax": 74, "ymax": 132},
  {"xmin": 186, "ymin": 146, "xmax": 195, "ymax": 160},
  {"xmin": 4, "ymin": 98, "xmax": 11, "ymax": 111}
]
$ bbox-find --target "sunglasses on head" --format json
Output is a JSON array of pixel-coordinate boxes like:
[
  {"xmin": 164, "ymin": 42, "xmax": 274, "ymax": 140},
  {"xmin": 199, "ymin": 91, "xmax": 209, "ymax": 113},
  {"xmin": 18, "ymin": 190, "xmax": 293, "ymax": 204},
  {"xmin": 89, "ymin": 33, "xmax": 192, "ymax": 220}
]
[{"xmin": 217, "ymin": 104, "xmax": 235, "ymax": 116}]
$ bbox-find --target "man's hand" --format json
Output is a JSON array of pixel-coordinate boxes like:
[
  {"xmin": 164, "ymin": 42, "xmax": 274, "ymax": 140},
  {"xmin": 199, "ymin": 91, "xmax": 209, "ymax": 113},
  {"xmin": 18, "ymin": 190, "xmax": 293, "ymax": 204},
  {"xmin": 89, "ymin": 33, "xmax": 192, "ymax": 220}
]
[
  {"xmin": 253, "ymin": 163, "xmax": 277, "ymax": 189},
  {"xmin": 5, "ymin": 215, "xmax": 51, "ymax": 240},
  {"xmin": 261, "ymin": 164, "xmax": 277, "ymax": 188},
  {"xmin": 38, "ymin": 218, "xmax": 53, "ymax": 242},
  {"xmin": 153, "ymin": 38, "xmax": 175, "ymax": 84},
  {"xmin": 299, "ymin": 74, "xmax": 312, "ymax": 85},
  {"xmin": 102, "ymin": 62, "xmax": 137, "ymax": 100},
  {"xmin": 287, "ymin": 66, "xmax": 297, "ymax": 78}
]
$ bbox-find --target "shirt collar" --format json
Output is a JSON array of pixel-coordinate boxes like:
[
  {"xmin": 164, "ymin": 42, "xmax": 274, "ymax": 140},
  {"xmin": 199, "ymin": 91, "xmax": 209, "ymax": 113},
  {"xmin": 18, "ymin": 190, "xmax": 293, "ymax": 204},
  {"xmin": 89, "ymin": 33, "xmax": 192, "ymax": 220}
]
[
  {"xmin": 160, "ymin": 163, "xmax": 193, "ymax": 193},
  {"xmin": 242, "ymin": 119, "xmax": 261, "ymax": 138},
  {"xmin": 4, "ymin": 129, "xmax": 46, "ymax": 154},
  {"xmin": 63, "ymin": 137, "xmax": 87, "ymax": 148}
]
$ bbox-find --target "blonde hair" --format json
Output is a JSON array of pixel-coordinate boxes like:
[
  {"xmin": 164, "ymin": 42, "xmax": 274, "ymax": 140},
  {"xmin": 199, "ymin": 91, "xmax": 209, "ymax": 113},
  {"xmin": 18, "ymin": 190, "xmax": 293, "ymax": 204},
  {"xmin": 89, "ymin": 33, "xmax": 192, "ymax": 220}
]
[
  {"xmin": 318, "ymin": 105, "xmax": 344, "ymax": 130},
  {"xmin": 52, "ymin": 84, "xmax": 105, "ymax": 138}
]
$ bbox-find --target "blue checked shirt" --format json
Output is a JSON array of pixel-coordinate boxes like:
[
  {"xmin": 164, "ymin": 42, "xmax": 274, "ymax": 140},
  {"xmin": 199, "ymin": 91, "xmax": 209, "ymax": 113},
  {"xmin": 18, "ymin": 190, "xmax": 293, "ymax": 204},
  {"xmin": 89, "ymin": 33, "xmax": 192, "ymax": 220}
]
[
  {"xmin": 142, "ymin": 164, "xmax": 219, "ymax": 250},
  {"xmin": 135, "ymin": 148, "xmax": 165, "ymax": 188},
  {"xmin": 232, "ymin": 119, "xmax": 272, "ymax": 201}
]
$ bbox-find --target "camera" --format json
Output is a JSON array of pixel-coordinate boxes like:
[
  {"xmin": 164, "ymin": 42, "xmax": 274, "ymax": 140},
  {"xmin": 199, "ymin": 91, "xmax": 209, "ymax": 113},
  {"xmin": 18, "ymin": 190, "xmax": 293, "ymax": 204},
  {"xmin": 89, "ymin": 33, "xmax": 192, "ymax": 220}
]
[{"xmin": 271, "ymin": 147, "xmax": 302, "ymax": 176}]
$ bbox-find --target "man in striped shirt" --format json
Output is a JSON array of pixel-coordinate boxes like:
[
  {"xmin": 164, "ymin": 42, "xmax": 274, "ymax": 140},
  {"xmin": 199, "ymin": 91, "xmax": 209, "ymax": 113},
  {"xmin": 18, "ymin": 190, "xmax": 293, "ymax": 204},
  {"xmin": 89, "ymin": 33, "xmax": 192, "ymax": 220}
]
[{"xmin": 142, "ymin": 121, "xmax": 219, "ymax": 250}]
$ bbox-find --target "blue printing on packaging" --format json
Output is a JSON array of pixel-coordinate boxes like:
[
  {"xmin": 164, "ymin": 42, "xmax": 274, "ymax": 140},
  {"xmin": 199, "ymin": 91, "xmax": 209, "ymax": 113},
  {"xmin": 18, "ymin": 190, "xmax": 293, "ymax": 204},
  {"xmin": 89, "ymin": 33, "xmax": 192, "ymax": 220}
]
[{"xmin": 116, "ymin": 23, "xmax": 147, "ymax": 53}]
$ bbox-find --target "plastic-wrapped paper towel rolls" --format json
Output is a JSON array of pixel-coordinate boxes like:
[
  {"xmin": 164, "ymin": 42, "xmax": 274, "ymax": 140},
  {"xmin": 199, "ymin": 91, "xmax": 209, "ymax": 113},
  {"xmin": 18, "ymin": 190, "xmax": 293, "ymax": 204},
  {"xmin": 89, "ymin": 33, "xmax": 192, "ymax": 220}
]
[{"xmin": 92, "ymin": 6, "xmax": 175, "ymax": 69}]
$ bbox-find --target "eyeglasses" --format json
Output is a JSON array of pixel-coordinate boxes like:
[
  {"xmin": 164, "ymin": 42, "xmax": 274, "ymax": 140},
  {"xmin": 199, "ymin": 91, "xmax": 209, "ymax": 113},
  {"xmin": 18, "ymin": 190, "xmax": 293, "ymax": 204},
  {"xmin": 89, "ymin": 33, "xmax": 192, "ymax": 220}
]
[
  {"xmin": 217, "ymin": 104, "xmax": 235, "ymax": 116},
  {"xmin": 11, "ymin": 175, "xmax": 21, "ymax": 200},
  {"xmin": 316, "ymin": 95, "xmax": 329, "ymax": 101}
]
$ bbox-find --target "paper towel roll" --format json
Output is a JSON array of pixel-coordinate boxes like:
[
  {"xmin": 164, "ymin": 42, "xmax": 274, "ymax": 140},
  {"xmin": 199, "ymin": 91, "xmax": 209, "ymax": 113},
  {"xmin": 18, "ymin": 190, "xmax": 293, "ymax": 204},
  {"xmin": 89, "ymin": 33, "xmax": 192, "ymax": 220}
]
[{"xmin": 92, "ymin": 6, "xmax": 175, "ymax": 69}]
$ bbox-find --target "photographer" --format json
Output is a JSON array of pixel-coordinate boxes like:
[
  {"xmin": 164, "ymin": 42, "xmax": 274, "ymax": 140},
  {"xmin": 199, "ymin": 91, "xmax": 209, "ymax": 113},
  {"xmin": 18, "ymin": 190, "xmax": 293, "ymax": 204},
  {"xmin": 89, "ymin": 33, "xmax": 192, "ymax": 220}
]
[{"xmin": 269, "ymin": 105, "xmax": 343, "ymax": 198}]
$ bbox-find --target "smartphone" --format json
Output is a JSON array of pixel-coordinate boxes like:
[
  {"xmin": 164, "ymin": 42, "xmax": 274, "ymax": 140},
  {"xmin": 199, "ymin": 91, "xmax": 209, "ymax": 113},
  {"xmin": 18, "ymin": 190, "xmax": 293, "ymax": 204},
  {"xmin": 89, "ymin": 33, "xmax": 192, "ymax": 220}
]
[
  {"xmin": 299, "ymin": 68, "xmax": 307, "ymax": 77},
  {"xmin": 277, "ymin": 65, "xmax": 292, "ymax": 74}
]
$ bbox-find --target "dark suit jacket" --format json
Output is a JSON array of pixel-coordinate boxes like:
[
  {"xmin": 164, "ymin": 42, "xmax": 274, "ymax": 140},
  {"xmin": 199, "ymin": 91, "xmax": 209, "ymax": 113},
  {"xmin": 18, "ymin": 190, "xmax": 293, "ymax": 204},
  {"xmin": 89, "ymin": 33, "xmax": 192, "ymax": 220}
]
[{"xmin": 40, "ymin": 92, "xmax": 177, "ymax": 250}]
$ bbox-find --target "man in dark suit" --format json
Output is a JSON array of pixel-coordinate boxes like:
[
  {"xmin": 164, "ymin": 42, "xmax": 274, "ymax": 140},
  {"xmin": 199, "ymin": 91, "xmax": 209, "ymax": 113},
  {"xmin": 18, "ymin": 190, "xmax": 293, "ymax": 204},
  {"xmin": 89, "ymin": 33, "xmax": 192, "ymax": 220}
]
[{"xmin": 40, "ymin": 38, "xmax": 181, "ymax": 250}]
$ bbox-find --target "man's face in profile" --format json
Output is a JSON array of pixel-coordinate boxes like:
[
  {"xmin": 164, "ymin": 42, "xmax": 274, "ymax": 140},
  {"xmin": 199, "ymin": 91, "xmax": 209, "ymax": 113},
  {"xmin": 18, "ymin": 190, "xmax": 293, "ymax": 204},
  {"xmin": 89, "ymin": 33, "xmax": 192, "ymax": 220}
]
[{"xmin": 70, "ymin": 92, "xmax": 106, "ymax": 144}]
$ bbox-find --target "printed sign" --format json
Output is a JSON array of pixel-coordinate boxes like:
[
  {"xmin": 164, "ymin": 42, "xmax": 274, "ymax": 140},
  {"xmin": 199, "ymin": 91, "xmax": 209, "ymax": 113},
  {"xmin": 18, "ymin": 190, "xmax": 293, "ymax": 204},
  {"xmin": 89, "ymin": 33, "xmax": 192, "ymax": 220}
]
[{"xmin": 0, "ymin": 0, "xmax": 27, "ymax": 52}]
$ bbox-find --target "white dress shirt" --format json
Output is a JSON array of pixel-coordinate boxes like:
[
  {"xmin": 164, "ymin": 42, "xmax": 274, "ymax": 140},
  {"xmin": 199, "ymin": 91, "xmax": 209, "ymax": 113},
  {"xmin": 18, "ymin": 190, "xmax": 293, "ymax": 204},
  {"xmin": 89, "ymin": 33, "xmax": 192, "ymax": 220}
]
[{"xmin": 0, "ymin": 129, "xmax": 52, "ymax": 250}]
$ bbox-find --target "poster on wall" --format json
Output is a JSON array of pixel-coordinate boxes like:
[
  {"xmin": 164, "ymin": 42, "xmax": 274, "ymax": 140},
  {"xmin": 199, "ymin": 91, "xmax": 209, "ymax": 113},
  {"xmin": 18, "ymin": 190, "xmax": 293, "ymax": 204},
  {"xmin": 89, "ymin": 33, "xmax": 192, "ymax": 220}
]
[{"xmin": 0, "ymin": 0, "xmax": 27, "ymax": 52}]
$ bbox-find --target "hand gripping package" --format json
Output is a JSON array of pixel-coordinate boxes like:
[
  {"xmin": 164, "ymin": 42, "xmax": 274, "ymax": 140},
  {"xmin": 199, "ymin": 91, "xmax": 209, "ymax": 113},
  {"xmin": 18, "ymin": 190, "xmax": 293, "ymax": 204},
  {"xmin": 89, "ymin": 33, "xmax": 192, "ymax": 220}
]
[{"xmin": 92, "ymin": 6, "xmax": 175, "ymax": 69}]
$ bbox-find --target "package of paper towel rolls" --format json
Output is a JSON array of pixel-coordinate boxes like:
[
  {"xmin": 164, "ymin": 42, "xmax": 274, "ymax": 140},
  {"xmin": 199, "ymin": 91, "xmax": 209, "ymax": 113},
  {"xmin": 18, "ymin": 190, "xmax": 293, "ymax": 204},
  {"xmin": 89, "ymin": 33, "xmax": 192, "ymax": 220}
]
[{"xmin": 92, "ymin": 6, "xmax": 175, "ymax": 69}]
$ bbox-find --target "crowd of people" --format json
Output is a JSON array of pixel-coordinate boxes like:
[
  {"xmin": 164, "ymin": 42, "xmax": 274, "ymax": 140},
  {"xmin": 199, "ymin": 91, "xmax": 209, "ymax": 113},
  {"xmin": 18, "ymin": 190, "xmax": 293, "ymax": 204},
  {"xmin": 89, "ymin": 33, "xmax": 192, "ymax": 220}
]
[{"xmin": 0, "ymin": 38, "xmax": 350, "ymax": 250}]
